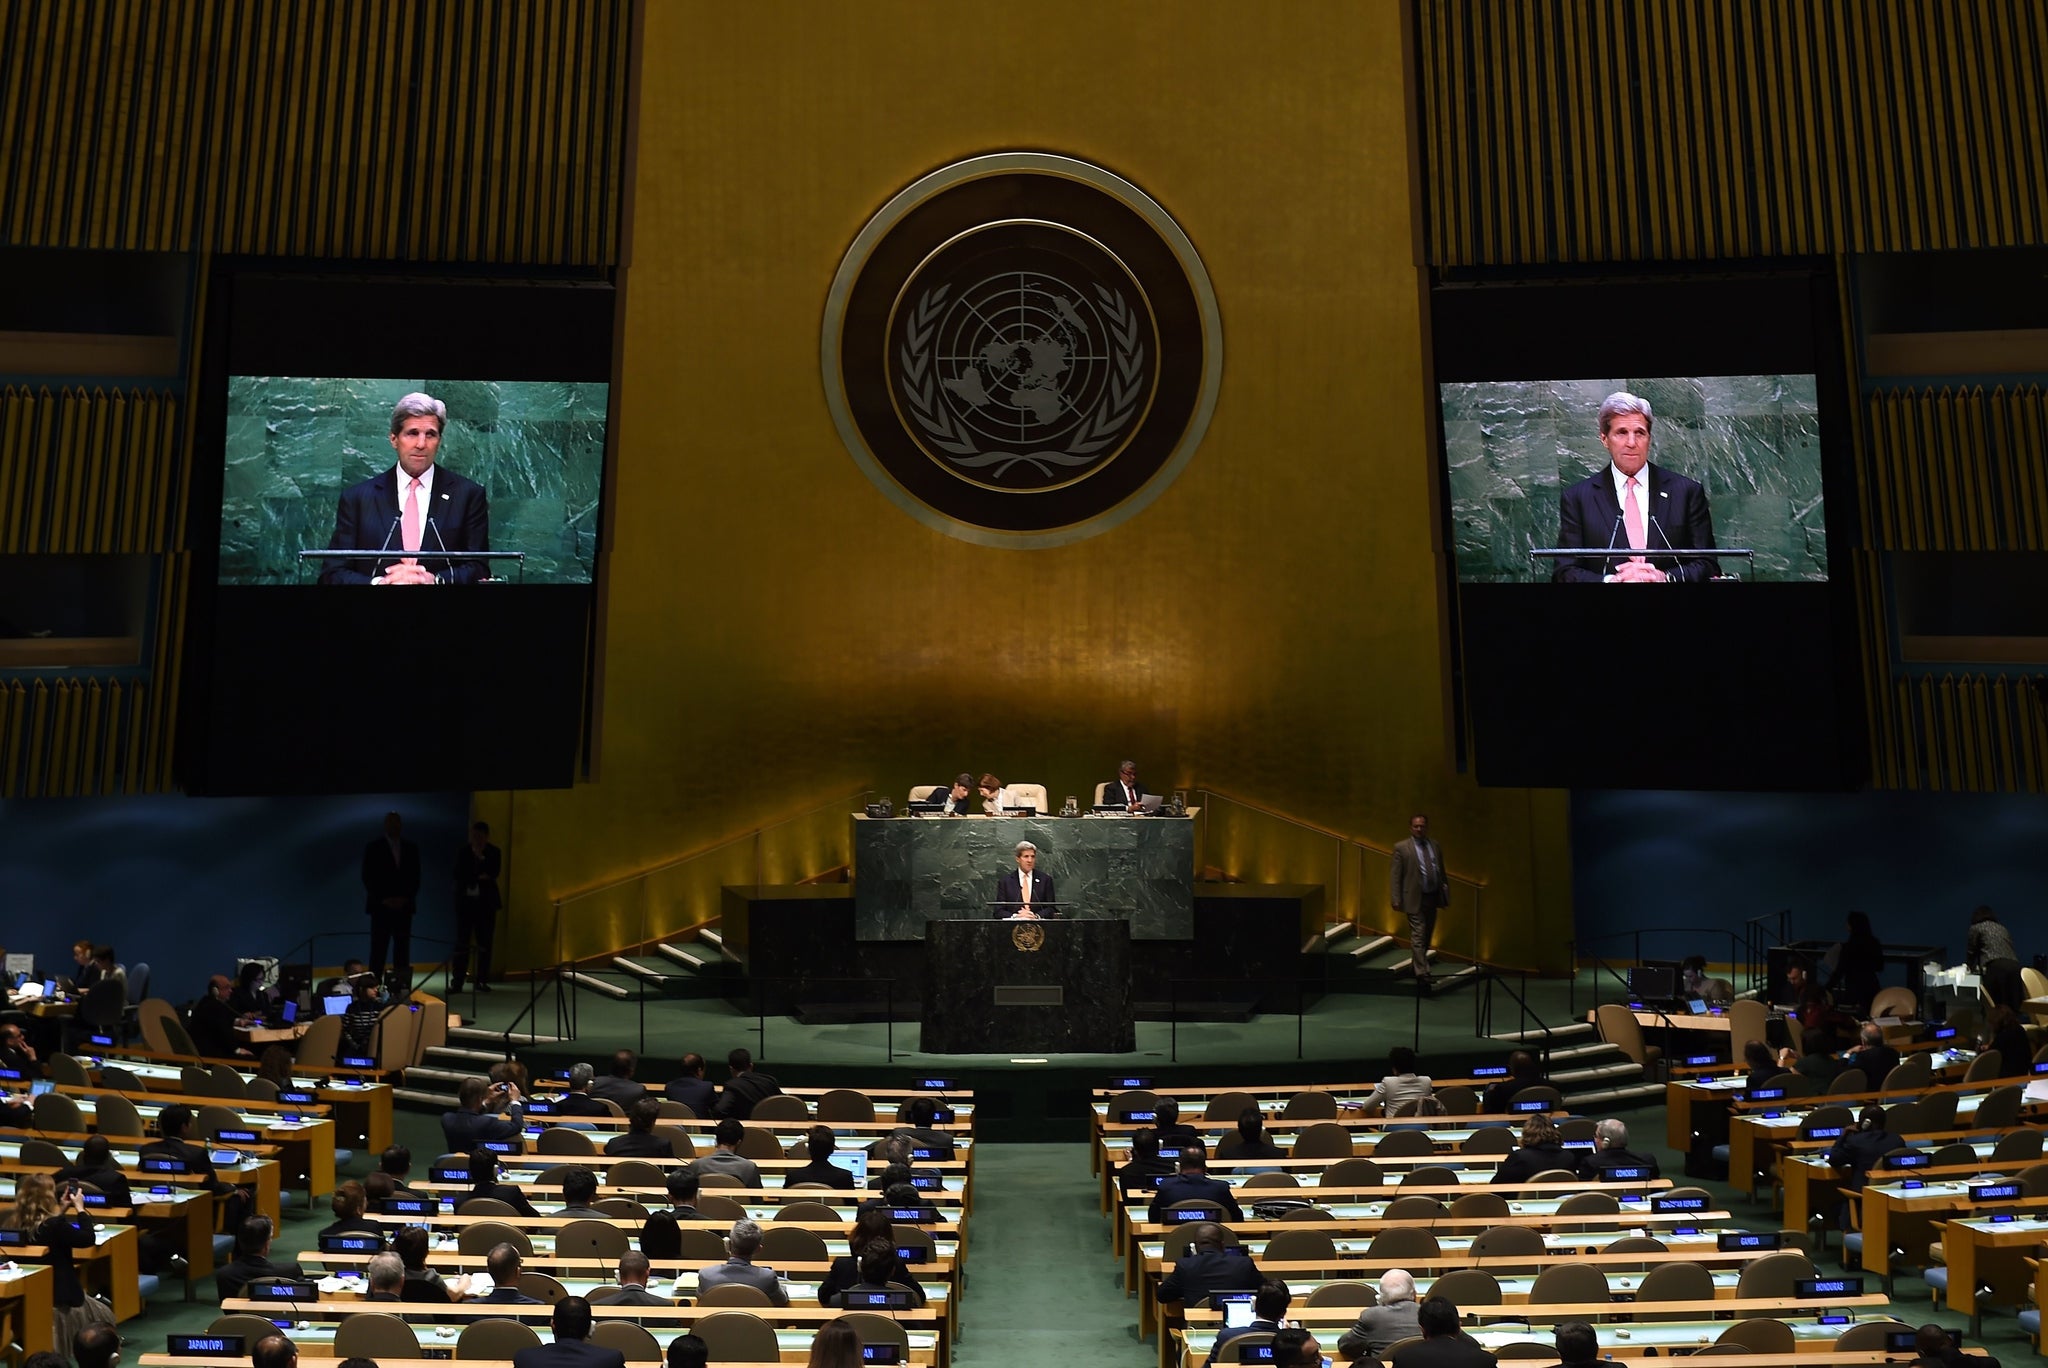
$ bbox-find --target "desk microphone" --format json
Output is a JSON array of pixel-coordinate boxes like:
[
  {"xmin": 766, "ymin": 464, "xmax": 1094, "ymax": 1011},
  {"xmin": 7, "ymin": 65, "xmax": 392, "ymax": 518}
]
[
  {"xmin": 1649, "ymin": 513, "xmax": 1687, "ymax": 581},
  {"xmin": 426, "ymin": 516, "xmax": 451, "ymax": 584},
  {"xmin": 372, "ymin": 512, "xmax": 402, "ymax": 581},
  {"xmin": 1596, "ymin": 509, "xmax": 1625, "ymax": 581}
]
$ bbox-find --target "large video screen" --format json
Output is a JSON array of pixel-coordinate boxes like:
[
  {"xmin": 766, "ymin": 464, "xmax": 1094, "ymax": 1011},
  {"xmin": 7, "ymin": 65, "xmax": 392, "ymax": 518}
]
[
  {"xmin": 1432, "ymin": 269, "xmax": 1865, "ymax": 791},
  {"xmin": 1443, "ymin": 374, "xmax": 1824, "ymax": 584},
  {"xmin": 219, "ymin": 377, "xmax": 607, "ymax": 585}
]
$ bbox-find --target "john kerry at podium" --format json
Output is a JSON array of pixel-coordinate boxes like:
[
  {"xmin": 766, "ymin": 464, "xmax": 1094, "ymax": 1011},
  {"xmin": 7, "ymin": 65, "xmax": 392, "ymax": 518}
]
[{"xmin": 994, "ymin": 840, "xmax": 1056, "ymax": 919}]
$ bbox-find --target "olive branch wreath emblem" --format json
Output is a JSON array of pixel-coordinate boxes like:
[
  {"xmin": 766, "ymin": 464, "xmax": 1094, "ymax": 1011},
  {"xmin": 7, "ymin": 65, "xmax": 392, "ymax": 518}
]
[{"xmin": 899, "ymin": 282, "xmax": 1145, "ymax": 481}]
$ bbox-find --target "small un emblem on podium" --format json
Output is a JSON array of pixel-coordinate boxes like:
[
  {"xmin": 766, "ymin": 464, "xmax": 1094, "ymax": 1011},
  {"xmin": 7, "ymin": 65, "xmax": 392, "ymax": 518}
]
[{"xmin": 1011, "ymin": 922, "xmax": 1046, "ymax": 953}]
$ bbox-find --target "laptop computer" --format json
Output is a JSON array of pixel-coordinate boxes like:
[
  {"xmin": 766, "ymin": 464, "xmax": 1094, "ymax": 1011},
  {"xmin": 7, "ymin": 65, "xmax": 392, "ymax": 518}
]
[
  {"xmin": 322, "ymin": 993, "xmax": 353, "ymax": 1017},
  {"xmin": 827, "ymin": 1151, "xmax": 869, "ymax": 1186}
]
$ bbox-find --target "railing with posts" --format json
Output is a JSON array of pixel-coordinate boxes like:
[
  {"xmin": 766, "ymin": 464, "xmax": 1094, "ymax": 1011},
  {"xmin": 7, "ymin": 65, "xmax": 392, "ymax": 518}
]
[
  {"xmin": 502, "ymin": 963, "xmax": 577, "ymax": 1050},
  {"xmin": 545, "ymin": 788, "xmax": 877, "ymax": 972},
  {"xmin": 1193, "ymin": 788, "xmax": 1492, "ymax": 966}
]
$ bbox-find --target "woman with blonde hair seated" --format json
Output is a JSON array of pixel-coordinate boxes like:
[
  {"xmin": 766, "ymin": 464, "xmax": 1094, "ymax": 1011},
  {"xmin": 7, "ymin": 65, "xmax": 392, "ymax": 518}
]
[{"xmin": 4, "ymin": 1173, "xmax": 112, "ymax": 1356}]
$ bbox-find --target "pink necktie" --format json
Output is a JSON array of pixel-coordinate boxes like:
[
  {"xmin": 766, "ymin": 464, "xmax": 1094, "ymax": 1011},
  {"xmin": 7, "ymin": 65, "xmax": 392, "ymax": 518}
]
[
  {"xmin": 1022, "ymin": 874, "xmax": 1031, "ymax": 905},
  {"xmin": 402, "ymin": 478, "xmax": 423, "ymax": 553},
  {"xmin": 1623, "ymin": 476, "xmax": 1646, "ymax": 551}
]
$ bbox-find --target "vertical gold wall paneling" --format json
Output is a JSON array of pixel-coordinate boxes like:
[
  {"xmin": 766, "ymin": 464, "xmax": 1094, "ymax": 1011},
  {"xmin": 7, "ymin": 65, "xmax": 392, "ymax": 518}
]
[
  {"xmin": 1416, "ymin": 0, "xmax": 2048, "ymax": 265},
  {"xmin": 1866, "ymin": 387, "xmax": 2048, "ymax": 554},
  {"xmin": 0, "ymin": 0, "xmax": 627, "ymax": 263}
]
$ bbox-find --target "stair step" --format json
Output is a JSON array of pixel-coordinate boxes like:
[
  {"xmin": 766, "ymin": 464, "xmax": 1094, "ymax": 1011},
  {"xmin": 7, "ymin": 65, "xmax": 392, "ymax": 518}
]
[
  {"xmin": 448, "ymin": 1025, "xmax": 566, "ymax": 1047},
  {"xmin": 568, "ymin": 971, "xmax": 633, "ymax": 1000},
  {"xmin": 402, "ymin": 1065, "xmax": 478, "ymax": 1086},
  {"xmin": 424, "ymin": 1045, "xmax": 506, "ymax": 1065},
  {"xmin": 1546, "ymin": 1041, "xmax": 1625, "ymax": 1063},
  {"xmin": 394, "ymin": 1087, "xmax": 460, "ymax": 1108},
  {"xmin": 1425, "ymin": 964, "xmax": 1479, "ymax": 993},
  {"xmin": 697, "ymin": 928, "xmax": 726, "ymax": 951},
  {"xmin": 1346, "ymin": 935, "xmax": 1397, "ymax": 960},
  {"xmin": 1563, "ymin": 1081, "xmax": 1665, "ymax": 1109},
  {"xmin": 1551, "ymin": 1062, "xmax": 1645, "ymax": 1086},
  {"xmin": 657, "ymin": 942, "xmax": 717, "ymax": 971},
  {"xmin": 612, "ymin": 956, "xmax": 677, "ymax": 984},
  {"xmin": 1322, "ymin": 922, "xmax": 1356, "ymax": 946},
  {"xmin": 1489, "ymin": 1021, "xmax": 1596, "ymax": 1043}
]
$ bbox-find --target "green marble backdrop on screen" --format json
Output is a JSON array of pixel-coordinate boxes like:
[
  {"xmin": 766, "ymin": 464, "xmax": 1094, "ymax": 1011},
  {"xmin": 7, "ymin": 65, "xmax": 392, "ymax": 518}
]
[
  {"xmin": 219, "ymin": 377, "xmax": 608, "ymax": 583},
  {"xmin": 1441, "ymin": 375, "xmax": 1824, "ymax": 582}
]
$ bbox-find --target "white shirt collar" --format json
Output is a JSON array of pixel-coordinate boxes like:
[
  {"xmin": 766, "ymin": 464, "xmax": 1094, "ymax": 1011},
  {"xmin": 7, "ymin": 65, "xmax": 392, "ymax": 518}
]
[
  {"xmin": 1608, "ymin": 462, "xmax": 1649, "ymax": 505},
  {"xmin": 393, "ymin": 463, "xmax": 437, "ymax": 507}
]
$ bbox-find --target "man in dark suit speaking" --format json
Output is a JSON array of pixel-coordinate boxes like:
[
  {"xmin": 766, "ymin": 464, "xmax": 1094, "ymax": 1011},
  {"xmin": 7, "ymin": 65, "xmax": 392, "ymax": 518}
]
[
  {"xmin": 994, "ymin": 840, "xmax": 1056, "ymax": 919},
  {"xmin": 321, "ymin": 392, "xmax": 491, "ymax": 584},
  {"xmin": 1554, "ymin": 391, "xmax": 1718, "ymax": 583}
]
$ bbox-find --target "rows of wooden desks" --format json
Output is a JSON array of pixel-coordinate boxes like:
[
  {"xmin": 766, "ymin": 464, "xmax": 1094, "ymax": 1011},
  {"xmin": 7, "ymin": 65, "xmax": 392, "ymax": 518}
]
[
  {"xmin": 216, "ymin": 1296, "xmax": 947, "ymax": 1366},
  {"xmin": 1663, "ymin": 1045, "xmax": 1986, "ymax": 1153},
  {"xmin": 40, "ymin": 1081, "xmax": 342, "ymax": 1200},
  {"xmin": 0, "ymin": 1263, "xmax": 54, "ymax": 1354},
  {"xmin": 0, "ymin": 1222, "xmax": 141, "ymax": 1321},
  {"xmin": 78, "ymin": 1046, "xmax": 397, "ymax": 1154}
]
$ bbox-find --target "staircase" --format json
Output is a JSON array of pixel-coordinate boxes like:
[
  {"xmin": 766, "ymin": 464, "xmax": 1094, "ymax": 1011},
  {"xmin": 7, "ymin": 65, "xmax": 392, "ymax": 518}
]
[
  {"xmin": 392, "ymin": 1023, "xmax": 569, "ymax": 1109},
  {"xmin": 1320, "ymin": 923, "xmax": 1483, "ymax": 996},
  {"xmin": 577, "ymin": 925, "xmax": 734, "ymax": 1002},
  {"xmin": 1485, "ymin": 1018, "xmax": 1664, "ymax": 1110}
]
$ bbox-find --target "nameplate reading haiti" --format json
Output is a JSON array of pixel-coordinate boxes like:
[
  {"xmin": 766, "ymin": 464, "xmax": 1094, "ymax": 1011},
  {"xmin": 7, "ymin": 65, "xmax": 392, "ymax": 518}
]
[{"xmin": 824, "ymin": 154, "xmax": 1222, "ymax": 548}]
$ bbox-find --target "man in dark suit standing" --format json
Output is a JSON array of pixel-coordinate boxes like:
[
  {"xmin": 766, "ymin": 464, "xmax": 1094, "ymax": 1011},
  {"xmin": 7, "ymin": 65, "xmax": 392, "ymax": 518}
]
[
  {"xmin": 362, "ymin": 812, "xmax": 421, "ymax": 985},
  {"xmin": 1554, "ymin": 391, "xmax": 1718, "ymax": 584},
  {"xmin": 450, "ymin": 821, "xmax": 501, "ymax": 992},
  {"xmin": 321, "ymin": 392, "xmax": 492, "ymax": 585},
  {"xmin": 1390, "ymin": 814, "xmax": 1449, "ymax": 981},
  {"xmin": 995, "ymin": 841, "xmax": 1056, "ymax": 919}
]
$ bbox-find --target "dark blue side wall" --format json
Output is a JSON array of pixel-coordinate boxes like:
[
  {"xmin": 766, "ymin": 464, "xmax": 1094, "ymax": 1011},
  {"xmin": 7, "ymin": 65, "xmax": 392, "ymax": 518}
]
[
  {"xmin": 1572, "ymin": 788, "xmax": 2048, "ymax": 970},
  {"xmin": 0, "ymin": 791, "xmax": 469, "ymax": 1005}
]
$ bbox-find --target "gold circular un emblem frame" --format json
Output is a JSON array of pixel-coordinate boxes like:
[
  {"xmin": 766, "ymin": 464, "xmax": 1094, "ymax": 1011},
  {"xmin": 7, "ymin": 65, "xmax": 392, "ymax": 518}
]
[{"xmin": 823, "ymin": 154, "xmax": 1223, "ymax": 550}]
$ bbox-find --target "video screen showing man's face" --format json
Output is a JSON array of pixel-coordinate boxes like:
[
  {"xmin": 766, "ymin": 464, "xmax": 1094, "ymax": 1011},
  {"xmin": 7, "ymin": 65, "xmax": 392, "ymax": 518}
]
[{"xmin": 1440, "ymin": 374, "xmax": 1824, "ymax": 584}]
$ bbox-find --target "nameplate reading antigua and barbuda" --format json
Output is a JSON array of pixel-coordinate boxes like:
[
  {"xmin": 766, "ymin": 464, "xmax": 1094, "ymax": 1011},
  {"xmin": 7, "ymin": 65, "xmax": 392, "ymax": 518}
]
[{"xmin": 823, "ymin": 153, "xmax": 1222, "ymax": 548}]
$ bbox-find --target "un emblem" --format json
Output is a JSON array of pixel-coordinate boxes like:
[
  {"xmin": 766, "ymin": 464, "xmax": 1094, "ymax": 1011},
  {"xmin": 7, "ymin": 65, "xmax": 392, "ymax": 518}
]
[
  {"xmin": 1011, "ymin": 922, "xmax": 1046, "ymax": 952},
  {"xmin": 825, "ymin": 154, "xmax": 1221, "ymax": 548}
]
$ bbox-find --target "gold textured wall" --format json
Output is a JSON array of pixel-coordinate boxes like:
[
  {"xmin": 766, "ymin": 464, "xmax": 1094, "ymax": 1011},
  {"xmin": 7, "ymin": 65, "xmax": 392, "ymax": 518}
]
[
  {"xmin": 1417, "ymin": 0, "xmax": 2048, "ymax": 265},
  {"xmin": 488, "ymin": 0, "xmax": 1576, "ymax": 974}
]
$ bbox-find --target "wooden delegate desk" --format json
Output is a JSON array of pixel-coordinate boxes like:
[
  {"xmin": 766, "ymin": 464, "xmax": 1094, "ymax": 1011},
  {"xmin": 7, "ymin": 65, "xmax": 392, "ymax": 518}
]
[
  {"xmin": 1852, "ymin": 1180, "xmax": 2048, "ymax": 1286},
  {"xmin": 54, "ymin": 1084, "xmax": 339, "ymax": 1199},
  {"xmin": 1181, "ymin": 1318, "xmax": 1944, "ymax": 1364},
  {"xmin": 5, "ymin": 1223, "xmax": 143, "ymax": 1322},
  {"xmin": 1, "ymin": 1137, "xmax": 284, "ymax": 1225},
  {"xmin": 0, "ymin": 1175, "xmax": 221, "ymax": 1301},
  {"xmin": 222, "ymin": 1297, "xmax": 950, "ymax": 1368},
  {"xmin": 92, "ymin": 1050, "xmax": 395, "ymax": 1154},
  {"xmin": 0, "ymin": 1263, "xmax": 54, "ymax": 1355},
  {"xmin": 1937, "ymin": 1212, "xmax": 2048, "ymax": 1330}
]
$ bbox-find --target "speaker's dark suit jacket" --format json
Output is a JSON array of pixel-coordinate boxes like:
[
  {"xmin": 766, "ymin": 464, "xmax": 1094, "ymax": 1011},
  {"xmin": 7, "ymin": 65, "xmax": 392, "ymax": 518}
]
[
  {"xmin": 994, "ymin": 869, "xmax": 1057, "ymax": 917},
  {"xmin": 1554, "ymin": 462, "xmax": 1719, "ymax": 583},
  {"xmin": 511, "ymin": 1339, "xmax": 627, "ymax": 1368},
  {"xmin": 321, "ymin": 465, "xmax": 491, "ymax": 584}
]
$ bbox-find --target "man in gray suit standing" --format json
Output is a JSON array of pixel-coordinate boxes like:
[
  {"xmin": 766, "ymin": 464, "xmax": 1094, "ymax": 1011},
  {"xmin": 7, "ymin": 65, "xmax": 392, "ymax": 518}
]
[
  {"xmin": 695, "ymin": 1220, "xmax": 789, "ymax": 1306},
  {"xmin": 1390, "ymin": 814, "xmax": 1449, "ymax": 982}
]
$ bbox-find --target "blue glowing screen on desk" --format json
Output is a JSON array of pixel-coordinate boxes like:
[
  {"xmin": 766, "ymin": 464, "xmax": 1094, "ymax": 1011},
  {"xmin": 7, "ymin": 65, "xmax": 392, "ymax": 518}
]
[{"xmin": 220, "ymin": 377, "xmax": 608, "ymax": 585}]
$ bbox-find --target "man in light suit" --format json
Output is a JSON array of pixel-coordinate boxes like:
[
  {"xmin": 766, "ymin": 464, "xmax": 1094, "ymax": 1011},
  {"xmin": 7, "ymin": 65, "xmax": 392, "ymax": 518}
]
[
  {"xmin": 321, "ymin": 392, "xmax": 491, "ymax": 585},
  {"xmin": 1390, "ymin": 814, "xmax": 1449, "ymax": 981},
  {"xmin": 1554, "ymin": 391, "xmax": 1718, "ymax": 583},
  {"xmin": 695, "ymin": 1220, "xmax": 788, "ymax": 1306},
  {"xmin": 362, "ymin": 811, "xmax": 422, "ymax": 984},
  {"xmin": 511, "ymin": 1296, "xmax": 628, "ymax": 1368},
  {"xmin": 995, "ymin": 840, "xmax": 1056, "ymax": 919}
]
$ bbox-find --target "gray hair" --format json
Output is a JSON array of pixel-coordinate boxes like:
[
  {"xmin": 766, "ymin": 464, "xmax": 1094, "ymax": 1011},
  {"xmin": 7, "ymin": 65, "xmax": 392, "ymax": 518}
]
[
  {"xmin": 1379, "ymin": 1268, "xmax": 1416, "ymax": 1304},
  {"xmin": 569, "ymin": 1062, "xmax": 595, "ymax": 1089},
  {"xmin": 366, "ymin": 1251, "xmax": 405, "ymax": 1291},
  {"xmin": 1597, "ymin": 391, "xmax": 1653, "ymax": 435},
  {"xmin": 1015, "ymin": 840, "xmax": 1036, "ymax": 855},
  {"xmin": 728, "ymin": 1219, "xmax": 763, "ymax": 1257},
  {"xmin": 389, "ymin": 391, "xmax": 447, "ymax": 435},
  {"xmin": 1860, "ymin": 1021, "xmax": 1884, "ymax": 1046},
  {"xmin": 1595, "ymin": 1117, "xmax": 1629, "ymax": 1149}
]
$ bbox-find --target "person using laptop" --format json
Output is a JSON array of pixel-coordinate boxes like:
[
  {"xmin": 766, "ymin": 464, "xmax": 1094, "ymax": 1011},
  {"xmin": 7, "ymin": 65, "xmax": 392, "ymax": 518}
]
[
  {"xmin": 994, "ymin": 841, "xmax": 1055, "ymax": 919},
  {"xmin": 1210, "ymin": 1279, "xmax": 1291, "ymax": 1365},
  {"xmin": 787, "ymin": 1125, "xmax": 858, "ymax": 1190}
]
